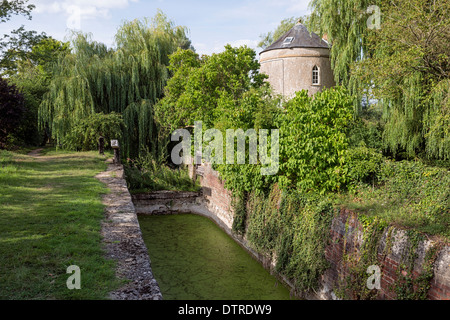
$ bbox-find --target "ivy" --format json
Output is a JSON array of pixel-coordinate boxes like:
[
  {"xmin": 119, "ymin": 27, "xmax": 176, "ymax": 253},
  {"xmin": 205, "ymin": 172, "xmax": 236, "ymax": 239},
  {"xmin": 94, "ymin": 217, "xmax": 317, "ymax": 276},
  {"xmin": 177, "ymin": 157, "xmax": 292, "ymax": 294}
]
[
  {"xmin": 243, "ymin": 185, "xmax": 335, "ymax": 294},
  {"xmin": 231, "ymin": 190, "xmax": 248, "ymax": 235},
  {"xmin": 336, "ymin": 215, "xmax": 387, "ymax": 300},
  {"xmin": 334, "ymin": 215, "xmax": 442, "ymax": 300},
  {"xmin": 392, "ymin": 230, "xmax": 441, "ymax": 300}
]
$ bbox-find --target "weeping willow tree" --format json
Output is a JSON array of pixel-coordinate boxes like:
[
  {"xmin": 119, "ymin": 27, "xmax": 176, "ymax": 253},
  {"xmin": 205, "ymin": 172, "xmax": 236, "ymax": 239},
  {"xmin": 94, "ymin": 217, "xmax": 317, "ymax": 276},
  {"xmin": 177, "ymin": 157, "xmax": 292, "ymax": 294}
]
[
  {"xmin": 309, "ymin": 0, "xmax": 449, "ymax": 160},
  {"xmin": 39, "ymin": 10, "xmax": 191, "ymax": 158},
  {"xmin": 308, "ymin": 0, "xmax": 379, "ymax": 112},
  {"xmin": 356, "ymin": 0, "xmax": 449, "ymax": 159}
]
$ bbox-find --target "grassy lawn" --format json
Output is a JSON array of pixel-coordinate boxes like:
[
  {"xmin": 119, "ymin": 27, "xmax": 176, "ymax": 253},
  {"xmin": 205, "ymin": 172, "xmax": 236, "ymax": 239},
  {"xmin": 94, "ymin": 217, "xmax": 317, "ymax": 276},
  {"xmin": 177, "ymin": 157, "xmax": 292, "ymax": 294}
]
[{"xmin": 0, "ymin": 148, "xmax": 121, "ymax": 299}]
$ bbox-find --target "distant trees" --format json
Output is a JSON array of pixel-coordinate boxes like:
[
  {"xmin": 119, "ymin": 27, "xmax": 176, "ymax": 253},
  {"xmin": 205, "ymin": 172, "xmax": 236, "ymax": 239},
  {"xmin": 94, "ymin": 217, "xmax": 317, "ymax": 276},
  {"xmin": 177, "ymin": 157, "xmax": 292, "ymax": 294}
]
[
  {"xmin": 258, "ymin": 17, "xmax": 299, "ymax": 49},
  {"xmin": 0, "ymin": 0, "xmax": 67, "ymax": 148},
  {"xmin": 0, "ymin": 27, "xmax": 48, "ymax": 77},
  {"xmin": 0, "ymin": 78, "xmax": 25, "ymax": 148},
  {"xmin": 7, "ymin": 37, "xmax": 70, "ymax": 146},
  {"xmin": 359, "ymin": 0, "xmax": 450, "ymax": 160},
  {"xmin": 0, "ymin": 0, "xmax": 47, "ymax": 77},
  {"xmin": 155, "ymin": 45, "xmax": 268, "ymax": 133},
  {"xmin": 0, "ymin": 0, "xmax": 34, "ymax": 23},
  {"xmin": 63, "ymin": 112, "xmax": 124, "ymax": 152}
]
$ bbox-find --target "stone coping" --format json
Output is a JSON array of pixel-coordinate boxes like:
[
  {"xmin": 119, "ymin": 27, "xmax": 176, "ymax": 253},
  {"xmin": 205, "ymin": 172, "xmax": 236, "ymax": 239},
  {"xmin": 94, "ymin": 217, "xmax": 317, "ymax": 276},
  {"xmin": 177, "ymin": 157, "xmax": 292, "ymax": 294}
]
[{"xmin": 95, "ymin": 159, "xmax": 163, "ymax": 300}]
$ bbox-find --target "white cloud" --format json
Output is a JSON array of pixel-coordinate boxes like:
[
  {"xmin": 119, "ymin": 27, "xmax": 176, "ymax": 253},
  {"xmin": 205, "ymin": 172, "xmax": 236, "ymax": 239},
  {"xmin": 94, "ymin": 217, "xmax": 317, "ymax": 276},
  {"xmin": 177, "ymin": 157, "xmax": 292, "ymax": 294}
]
[
  {"xmin": 35, "ymin": 0, "xmax": 139, "ymax": 13},
  {"xmin": 35, "ymin": 0, "xmax": 139, "ymax": 29}
]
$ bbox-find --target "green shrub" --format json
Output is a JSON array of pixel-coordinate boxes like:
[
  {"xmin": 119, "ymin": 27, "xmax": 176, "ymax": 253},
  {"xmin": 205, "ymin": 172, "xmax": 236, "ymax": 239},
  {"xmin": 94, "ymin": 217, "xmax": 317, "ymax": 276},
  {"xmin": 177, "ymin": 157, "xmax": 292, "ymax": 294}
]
[
  {"xmin": 124, "ymin": 152, "xmax": 200, "ymax": 193},
  {"xmin": 231, "ymin": 191, "xmax": 248, "ymax": 235},
  {"xmin": 346, "ymin": 146, "xmax": 384, "ymax": 186},
  {"xmin": 347, "ymin": 107, "xmax": 384, "ymax": 151},
  {"xmin": 62, "ymin": 112, "xmax": 124, "ymax": 151},
  {"xmin": 347, "ymin": 159, "xmax": 450, "ymax": 237},
  {"xmin": 277, "ymin": 87, "xmax": 354, "ymax": 193},
  {"xmin": 246, "ymin": 185, "xmax": 282, "ymax": 251}
]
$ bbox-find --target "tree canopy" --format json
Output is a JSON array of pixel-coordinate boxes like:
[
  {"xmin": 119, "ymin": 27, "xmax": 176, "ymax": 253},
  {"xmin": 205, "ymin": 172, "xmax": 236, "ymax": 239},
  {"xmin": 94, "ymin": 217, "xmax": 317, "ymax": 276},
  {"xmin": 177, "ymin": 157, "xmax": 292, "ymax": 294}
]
[
  {"xmin": 258, "ymin": 17, "xmax": 300, "ymax": 49},
  {"xmin": 309, "ymin": 0, "xmax": 449, "ymax": 160},
  {"xmin": 155, "ymin": 45, "xmax": 268, "ymax": 134},
  {"xmin": 0, "ymin": 77, "xmax": 25, "ymax": 148},
  {"xmin": 39, "ymin": 11, "xmax": 192, "ymax": 158},
  {"xmin": 0, "ymin": 0, "xmax": 48, "ymax": 77},
  {"xmin": 0, "ymin": 0, "xmax": 34, "ymax": 23},
  {"xmin": 359, "ymin": 0, "xmax": 450, "ymax": 159}
]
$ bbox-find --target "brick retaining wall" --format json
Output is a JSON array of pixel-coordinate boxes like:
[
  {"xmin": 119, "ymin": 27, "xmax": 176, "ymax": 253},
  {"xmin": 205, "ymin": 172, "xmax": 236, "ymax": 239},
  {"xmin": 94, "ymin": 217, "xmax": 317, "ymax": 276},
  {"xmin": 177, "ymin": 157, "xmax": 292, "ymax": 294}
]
[{"xmin": 192, "ymin": 163, "xmax": 450, "ymax": 300}]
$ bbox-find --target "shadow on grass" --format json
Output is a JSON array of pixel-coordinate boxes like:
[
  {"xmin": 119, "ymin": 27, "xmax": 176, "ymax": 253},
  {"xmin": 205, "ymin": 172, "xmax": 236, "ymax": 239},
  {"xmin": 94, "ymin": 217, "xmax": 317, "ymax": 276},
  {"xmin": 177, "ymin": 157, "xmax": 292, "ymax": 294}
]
[{"xmin": 0, "ymin": 150, "xmax": 122, "ymax": 300}]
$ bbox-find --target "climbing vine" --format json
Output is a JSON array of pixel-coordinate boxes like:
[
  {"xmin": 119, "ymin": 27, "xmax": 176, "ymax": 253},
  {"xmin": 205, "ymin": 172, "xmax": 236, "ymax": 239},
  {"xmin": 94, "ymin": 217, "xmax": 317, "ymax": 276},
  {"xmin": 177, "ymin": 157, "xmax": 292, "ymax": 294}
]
[
  {"xmin": 335, "ymin": 219, "xmax": 442, "ymax": 300},
  {"xmin": 336, "ymin": 215, "xmax": 388, "ymax": 300},
  {"xmin": 392, "ymin": 230, "xmax": 442, "ymax": 300},
  {"xmin": 243, "ymin": 184, "xmax": 335, "ymax": 294}
]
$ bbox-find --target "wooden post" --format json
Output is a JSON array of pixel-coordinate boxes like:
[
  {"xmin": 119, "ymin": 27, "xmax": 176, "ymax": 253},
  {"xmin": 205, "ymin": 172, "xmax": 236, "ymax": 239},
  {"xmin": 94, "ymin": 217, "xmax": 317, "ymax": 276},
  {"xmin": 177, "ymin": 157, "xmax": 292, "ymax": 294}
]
[
  {"xmin": 98, "ymin": 136, "xmax": 105, "ymax": 155},
  {"xmin": 114, "ymin": 149, "xmax": 120, "ymax": 165},
  {"xmin": 111, "ymin": 140, "xmax": 120, "ymax": 165}
]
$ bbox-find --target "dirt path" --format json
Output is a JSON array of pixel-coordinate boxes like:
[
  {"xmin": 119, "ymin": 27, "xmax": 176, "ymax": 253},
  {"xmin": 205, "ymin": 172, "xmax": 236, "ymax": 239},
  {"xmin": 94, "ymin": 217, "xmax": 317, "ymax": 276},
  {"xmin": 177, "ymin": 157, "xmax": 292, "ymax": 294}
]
[{"xmin": 27, "ymin": 148, "xmax": 43, "ymax": 157}]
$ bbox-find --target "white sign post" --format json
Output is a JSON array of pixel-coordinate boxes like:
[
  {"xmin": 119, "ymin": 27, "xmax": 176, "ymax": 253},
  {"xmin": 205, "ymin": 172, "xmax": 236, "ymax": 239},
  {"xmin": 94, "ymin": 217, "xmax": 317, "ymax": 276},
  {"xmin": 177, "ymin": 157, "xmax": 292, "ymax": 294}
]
[
  {"xmin": 111, "ymin": 140, "xmax": 120, "ymax": 164},
  {"xmin": 111, "ymin": 140, "xmax": 119, "ymax": 149}
]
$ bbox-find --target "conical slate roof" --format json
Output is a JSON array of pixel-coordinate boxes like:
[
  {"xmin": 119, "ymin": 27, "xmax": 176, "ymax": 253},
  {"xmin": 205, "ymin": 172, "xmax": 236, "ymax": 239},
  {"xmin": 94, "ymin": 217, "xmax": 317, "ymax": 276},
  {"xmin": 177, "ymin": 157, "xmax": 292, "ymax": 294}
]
[{"xmin": 260, "ymin": 23, "xmax": 330, "ymax": 54}]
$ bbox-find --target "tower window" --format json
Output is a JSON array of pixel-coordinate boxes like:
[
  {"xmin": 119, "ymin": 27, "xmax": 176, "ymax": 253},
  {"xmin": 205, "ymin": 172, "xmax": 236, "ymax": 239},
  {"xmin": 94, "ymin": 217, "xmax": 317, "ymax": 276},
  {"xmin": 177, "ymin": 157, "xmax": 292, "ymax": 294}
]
[
  {"xmin": 283, "ymin": 37, "xmax": 294, "ymax": 44},
  {"xmin": 312, "ymin": 66, "xmax": 320, "ymax": 85}
]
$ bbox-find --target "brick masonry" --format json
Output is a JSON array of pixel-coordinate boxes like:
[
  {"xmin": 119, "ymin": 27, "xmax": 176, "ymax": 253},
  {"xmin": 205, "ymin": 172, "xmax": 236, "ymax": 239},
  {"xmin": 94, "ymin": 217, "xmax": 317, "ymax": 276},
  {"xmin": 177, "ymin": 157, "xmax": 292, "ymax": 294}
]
[{"xmin": 192, "ymin": 163, "xmax": 450, "ymax": 300}]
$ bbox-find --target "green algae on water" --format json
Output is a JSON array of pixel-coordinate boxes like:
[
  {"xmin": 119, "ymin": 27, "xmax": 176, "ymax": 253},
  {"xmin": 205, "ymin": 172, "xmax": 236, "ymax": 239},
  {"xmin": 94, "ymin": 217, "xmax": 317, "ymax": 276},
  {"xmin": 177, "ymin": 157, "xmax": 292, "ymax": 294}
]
[{"xmin": 138, "ymin": 214, "xmax": 295, "ymax": 300}]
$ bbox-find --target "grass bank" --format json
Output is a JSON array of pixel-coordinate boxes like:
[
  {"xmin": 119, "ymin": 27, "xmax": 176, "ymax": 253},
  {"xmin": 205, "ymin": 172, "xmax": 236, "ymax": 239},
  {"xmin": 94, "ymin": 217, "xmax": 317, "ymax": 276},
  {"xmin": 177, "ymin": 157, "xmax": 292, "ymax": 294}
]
[
  {"xmin": 336, "ymin": 159, "xmax": 450, "ymax": 240},
  {"xmin": 0, "ymin": 148, "xmax": 121, "ymax": 299}
]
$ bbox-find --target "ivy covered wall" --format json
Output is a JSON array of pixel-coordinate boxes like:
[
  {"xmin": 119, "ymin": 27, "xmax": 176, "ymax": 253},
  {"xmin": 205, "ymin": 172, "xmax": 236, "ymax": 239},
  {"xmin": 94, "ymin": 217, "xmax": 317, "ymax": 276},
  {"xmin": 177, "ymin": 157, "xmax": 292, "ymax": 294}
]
[{"xmin": 195, "ymin": 163, "xmax": 450, "ymax": 300}]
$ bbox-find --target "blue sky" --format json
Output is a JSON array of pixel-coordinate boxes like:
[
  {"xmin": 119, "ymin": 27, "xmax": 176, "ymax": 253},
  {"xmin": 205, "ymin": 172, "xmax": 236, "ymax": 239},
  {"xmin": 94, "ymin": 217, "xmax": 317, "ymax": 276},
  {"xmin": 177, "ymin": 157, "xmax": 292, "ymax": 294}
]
[{"xmin": 1, "ymin": 0, "xmax": 311, "ymax": 56}]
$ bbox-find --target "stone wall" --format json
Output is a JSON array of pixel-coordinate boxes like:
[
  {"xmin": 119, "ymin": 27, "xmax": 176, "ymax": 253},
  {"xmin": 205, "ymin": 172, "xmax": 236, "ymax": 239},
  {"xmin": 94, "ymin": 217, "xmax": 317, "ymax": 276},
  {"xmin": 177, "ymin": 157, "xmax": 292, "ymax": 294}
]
[
  {"xmin": 189, "ymin": 163, "xmax": 450, "ymax": 300},
  {"xmin": 96, "ymin": 160, "xmax": 163, "ymax": 300},
  {"xmin": 195, "ymin": 162, "xmax": 235, "ymax": 230},
  {"xmin": 132, "ymin": 190, "xmax": 234, "ymax": 237},
  {"xmin": 321, "ymin": 209, "xmax": 450, "ymax": 300}
]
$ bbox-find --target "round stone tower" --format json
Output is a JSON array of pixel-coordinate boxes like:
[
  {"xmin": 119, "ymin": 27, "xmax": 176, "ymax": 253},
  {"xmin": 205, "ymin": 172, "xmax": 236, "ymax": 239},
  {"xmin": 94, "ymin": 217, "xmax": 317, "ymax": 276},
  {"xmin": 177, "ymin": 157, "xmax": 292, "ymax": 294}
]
[{"xmin": 259, "ymin": 22, "xmax": 335, "ymax": 98}]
